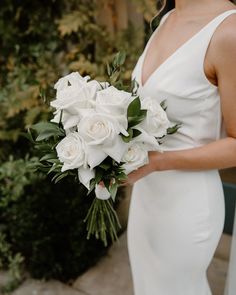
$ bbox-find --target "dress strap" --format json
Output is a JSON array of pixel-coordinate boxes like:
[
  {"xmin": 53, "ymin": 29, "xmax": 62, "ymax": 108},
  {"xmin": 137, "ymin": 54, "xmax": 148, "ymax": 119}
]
[
  {"xmin": 202, "ymin": 9, "xmax": 236, "ymax": 38},
  {"xmin": 191, "ymin": 9, "xmax": 236, "ymax": 88}
]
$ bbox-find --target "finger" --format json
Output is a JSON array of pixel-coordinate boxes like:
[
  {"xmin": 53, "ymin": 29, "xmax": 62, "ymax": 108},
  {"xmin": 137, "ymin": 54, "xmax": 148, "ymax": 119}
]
[{"xmin": 98, "ymin": 181, "xmax": 105, "ymax": 187}]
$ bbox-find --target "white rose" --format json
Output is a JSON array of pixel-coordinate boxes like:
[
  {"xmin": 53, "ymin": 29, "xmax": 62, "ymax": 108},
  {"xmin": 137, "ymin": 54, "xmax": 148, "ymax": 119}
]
[
  {"xmin": 54, "ymin": 72, "xmax": 91, "ymax": 92},
  {"xmin": 51, "ymin": 72, "xmax": 109, "ymax": 130},
  {"xmin": 122, "ymin": 143, "xmax": 149, "ymax": 174},
  {"xmin": 51, "ymin": 80, "xmax": 99, "ymax": 110},
  {"xmin": 54, "ymin": 72, "xmax": 108, "ymax": 92},
  {"xmin": 50, "ymin": 109, "xmax": 78, "ymax": 132},
  {"xmin": 95, "ymin": 86, "xmax": 132, "ymax": 130},
  {"xmin": 56, "ymin": 132, "xmax": 87, "ymax": 172},
  {"xmin": 50, "ymin": 82, "xmax": 99, "ymax": 130},
  {"xmin": 95, "ymin": 184, "xmax": 110, "ymax": 200},
  {"xmin": 78, "ymin": 113, "xmax": 127, "ymax": 168},
  {"xmin": 140, "ymin": 97, "xmax": 170, "ymax": 138}
]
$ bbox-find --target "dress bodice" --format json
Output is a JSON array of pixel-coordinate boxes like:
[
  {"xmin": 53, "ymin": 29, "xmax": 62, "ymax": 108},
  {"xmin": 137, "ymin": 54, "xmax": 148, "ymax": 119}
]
[{"xmin": 131, "ymin": 9, "xmax": 236, "ymax": 151}]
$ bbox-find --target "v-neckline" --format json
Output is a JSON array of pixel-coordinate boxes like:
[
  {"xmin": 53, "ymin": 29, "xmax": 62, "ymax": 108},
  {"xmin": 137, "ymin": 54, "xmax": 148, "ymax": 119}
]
[{"xmin": 140, "ymin": 8, "xmax": 236, "ymax": 88}]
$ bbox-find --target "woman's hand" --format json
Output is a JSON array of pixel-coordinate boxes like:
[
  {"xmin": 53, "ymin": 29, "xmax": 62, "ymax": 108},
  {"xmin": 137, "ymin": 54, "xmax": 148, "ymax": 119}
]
[{"xmin": 121, "ymin": 151, "xmax": 164, "ymax": 186}]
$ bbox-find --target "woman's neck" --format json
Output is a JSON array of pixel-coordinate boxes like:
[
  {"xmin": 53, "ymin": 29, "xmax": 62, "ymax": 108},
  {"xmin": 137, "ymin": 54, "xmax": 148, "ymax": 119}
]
[{"xmin": 174, "ymin": 0, "xmax": 232, "ymax": 16}]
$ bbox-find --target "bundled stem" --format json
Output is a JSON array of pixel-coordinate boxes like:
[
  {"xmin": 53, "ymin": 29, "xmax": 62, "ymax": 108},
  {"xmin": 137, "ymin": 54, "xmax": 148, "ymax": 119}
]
[{"xmin": 84, "ymin": 198, "xmax": 122, "ymax": 246}]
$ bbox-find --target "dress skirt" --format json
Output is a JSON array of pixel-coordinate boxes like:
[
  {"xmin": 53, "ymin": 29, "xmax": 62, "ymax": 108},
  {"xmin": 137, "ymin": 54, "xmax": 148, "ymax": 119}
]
[{"xmin": 127, "ymin": 169, "xmax": 225, "ymax": 295}]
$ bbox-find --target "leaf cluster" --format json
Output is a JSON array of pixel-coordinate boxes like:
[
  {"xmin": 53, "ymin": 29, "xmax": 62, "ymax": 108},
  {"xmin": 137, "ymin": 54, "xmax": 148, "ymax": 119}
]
[{"xmin": 122, "ymin": 97, "xmax": 146, "ymax": 143}]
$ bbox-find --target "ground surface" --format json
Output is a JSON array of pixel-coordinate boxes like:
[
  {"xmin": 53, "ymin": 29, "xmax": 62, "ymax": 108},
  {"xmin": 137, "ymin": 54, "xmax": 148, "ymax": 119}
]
[{"xmin": 0, "ymin": 232, "xmax": 231, "ymax": 295}]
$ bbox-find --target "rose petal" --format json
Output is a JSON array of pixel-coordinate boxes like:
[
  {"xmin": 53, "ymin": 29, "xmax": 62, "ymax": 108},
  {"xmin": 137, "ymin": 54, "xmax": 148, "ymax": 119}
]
[
  {"xmin": 95, "ymin": 184, "xmax": 110, "ymax": 200},
  {"xmin": 86, "ymin": 146, "xmax": 107, "ymax": 169},
  {"xmin": 78, "ymin": 167, "xmax": 95, "ymax": 189},
  {"xmin": 103, "ymin": 136, "xmax": 127, "ymax": 163},
  {"xmin": 63, "ymin": 115, "xmax": 80, "ymax": 130},
  {"xmin": 134, "ymin": 128, "xmax": 162, "ymax": 151}
]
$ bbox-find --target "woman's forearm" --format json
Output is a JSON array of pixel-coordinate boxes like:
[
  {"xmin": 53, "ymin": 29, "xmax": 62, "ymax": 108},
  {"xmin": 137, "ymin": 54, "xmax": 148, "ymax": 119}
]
[{"xmin": 158, "ymin": 137, "xmax": 236, "ymax": 171}]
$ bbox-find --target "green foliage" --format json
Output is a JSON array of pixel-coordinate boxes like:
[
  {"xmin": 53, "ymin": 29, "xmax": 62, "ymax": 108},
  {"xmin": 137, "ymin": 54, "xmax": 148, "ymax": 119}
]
[
  {"xmin": 0, "ymin": 0, "xmax": 150, "ymax": 284},
  {"xmin": 121, "ymin": 96, "xmax": 147, "ymax": 143},
  {"xmin": 0, "ymin": 233, "xmax": 25, "ymax": 293},
  {"xmin": 0, "ymin": 157, "xmax": 109, "ymax": 282},
  {"xmin": 22, "ymin": 52, "xmax": 139, "ymax": 246},
  {"xmin": 0, "ymin": 156, "xmax": 39, "ymax": 207},
  {"xmin": 0, "ymin": 0, "xmax": 145, "ymax": 157},
  {"xmin": 31, "ymin": 122, "xmax": 65, "ymax": 141}
]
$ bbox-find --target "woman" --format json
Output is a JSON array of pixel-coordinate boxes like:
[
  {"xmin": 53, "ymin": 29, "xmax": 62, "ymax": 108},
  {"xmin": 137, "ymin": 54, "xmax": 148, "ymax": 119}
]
[{"xmin": 125, "ymin": 0, "xmax": 236, "ymax": 294}]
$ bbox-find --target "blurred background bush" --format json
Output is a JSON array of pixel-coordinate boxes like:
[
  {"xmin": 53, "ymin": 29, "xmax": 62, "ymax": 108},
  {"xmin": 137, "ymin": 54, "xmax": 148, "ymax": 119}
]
[{"xmin": 0, "ymin": 0, "xmax": 156, "ymax": 291}]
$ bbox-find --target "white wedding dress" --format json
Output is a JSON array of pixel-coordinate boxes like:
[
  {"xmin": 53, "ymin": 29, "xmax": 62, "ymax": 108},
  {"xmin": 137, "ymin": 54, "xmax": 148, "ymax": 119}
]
[{"xmin": 127, "ymin": 9, "xmax": 236, "ymax": 295}]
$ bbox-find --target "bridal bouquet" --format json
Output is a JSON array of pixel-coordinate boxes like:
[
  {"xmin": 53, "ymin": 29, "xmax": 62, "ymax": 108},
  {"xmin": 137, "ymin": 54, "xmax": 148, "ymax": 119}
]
[{"xmin": 26, "ymin": 52, "xmax": 179, "ymax": 246}]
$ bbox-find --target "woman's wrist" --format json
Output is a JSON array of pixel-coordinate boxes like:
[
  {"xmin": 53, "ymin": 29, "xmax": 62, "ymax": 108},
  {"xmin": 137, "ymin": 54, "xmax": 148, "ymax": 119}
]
[{"xmin": 154, "ymin": 150, "xmax": 176, "ymax": 171}]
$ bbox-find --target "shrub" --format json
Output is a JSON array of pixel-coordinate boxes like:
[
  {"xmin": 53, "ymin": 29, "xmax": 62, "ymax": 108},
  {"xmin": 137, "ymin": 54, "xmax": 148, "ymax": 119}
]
[
  {"xmin": 0, "ymin": 0, "xmax": 156, "ymax": 285},
  {"xmin": 0, "ymin": 157, "xmax": 108, "ymax": 281}
]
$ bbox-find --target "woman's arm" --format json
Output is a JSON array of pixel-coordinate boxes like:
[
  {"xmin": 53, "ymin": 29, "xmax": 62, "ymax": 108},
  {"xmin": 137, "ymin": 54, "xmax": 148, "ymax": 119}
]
[
  {"xmin": 157, "ymin": 137, "xmax": 236, "ymax": 171},
  {"xmin": 124, "ymin": 15, "xmax": 236, "ymax": 185}
]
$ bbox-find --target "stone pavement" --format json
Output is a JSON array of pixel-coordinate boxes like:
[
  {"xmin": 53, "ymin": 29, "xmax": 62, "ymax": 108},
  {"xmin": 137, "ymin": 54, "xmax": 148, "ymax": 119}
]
[{"xmin": 0, "ymin": 232, "xmax": 231, "ymax": 295}]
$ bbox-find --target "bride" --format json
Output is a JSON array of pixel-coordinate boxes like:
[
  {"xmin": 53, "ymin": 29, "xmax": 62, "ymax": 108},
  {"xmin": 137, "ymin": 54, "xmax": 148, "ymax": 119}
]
[{"xmin": 124, "ymin": 0, "xmax": 236, "ymax": 294}]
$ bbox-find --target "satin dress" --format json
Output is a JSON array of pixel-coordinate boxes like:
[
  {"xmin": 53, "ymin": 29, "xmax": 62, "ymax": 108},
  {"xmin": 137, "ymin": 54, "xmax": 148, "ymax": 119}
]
[{"xmin": 127, "ymin": 9, "xmax": 236, "ymax": 295}]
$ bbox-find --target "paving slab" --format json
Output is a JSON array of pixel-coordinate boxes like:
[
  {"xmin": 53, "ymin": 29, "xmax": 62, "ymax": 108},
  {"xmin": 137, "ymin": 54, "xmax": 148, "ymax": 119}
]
[
  {"xmin": 73, "ymin": 233, "xmax": 133, "ymax": 295},
  {"xmin": 0, "ymin": 271, "xmax": 11, "ymax": 289},
  {"xmin": 11, "ymin": 279, "xmax": 85, "ymax": 295},
  {"xmin": 73, "ymin": 232, "xmax": 230, "ymax": 295},
  {"xmin": 0, "ymin": 232, "xmax": 230, "ymax": 295}
]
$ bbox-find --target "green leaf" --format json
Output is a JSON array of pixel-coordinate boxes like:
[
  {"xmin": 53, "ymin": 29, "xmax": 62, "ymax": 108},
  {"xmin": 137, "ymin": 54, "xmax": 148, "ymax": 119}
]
[
  {"xmin": 132, "ymin": 129, "xmax": 142, "ymax": 138},
  {"xmin": 102, "ymin": 179, "xmax": 110, "ymax": 192},
  {"xmin": 110, "ymin": 71, "xmax": 120, "ymax": 84},
  {"xmin": 131, "ymin": 79, "xmax": 139, "ymax": 95},
  {"xmin": 128, "ymin": 116, "xmax": 144, "ymax": 128},
  {"xmin": 112, "ymin": 51, "xmax": 125, "ymax": 67},
  {"xmin": 127, "ymin": 97, "xmax": 141, "ymax": 118},
  {"xmin": 106, "ymin": 62, "xmax": 112, "ymax": 76},
  {"xmin": 109, "ymin": 183, "xmax": 118, "ymax": 201},
  {"xmin": 113, "ymin": 81, "xmax": 123, "ymax": 90},
  {"xmin": 117, "ymin": 51, "xmax": 126, "ymax": 65},
  {"xmin": 121, "ymin": 128, "xmax": 133, "ymax": 143},
  {"xmin": 95, "ymin": 169, "xmax": 104, "ymax": 184},
  {"xmin": 47, "ymin": 162, "xmax": 62, "ymax": 174},
  {"xmin": 87, "ymin": 179, "xmax": 96, "ymax": 195},
  {"xmin": 47, "ymin": 159, "xmax": 61, "ymax": 164},
  {"xmin": 40, "ymin": 153, "xmax": 57, "ymax": 162},
  {"xmin": 36, "ymin": 131, "xmax": 56, "ymax": 141},
  {"xmin": 139, "ymin": 109, "xmax": 147, "ymax": 117},
  {"xmin": 160, "ymin": 99, "xmax": 167, "ymax": 111},
  {"xmin": 53, "ymin": 172, "xmax": 69, "ymax": 183},
  {"xmin": 20, "ymin": 129, "xmax": 35, "ymax": 144},
  {"xmin": 31, "ymin": 122, "xmax": 65, "ymax": 141},
  {"xmin": 167, "ymin": 123, "xmax": 181, "ymax": 135},
  {"xmin": 59, "ymin": 110, "xmax": 63, "ymax": 126},
  {"xmin": 99, "ymin": 162, "xmax": 111, "ymax": 171},
  {"xmin": 117, "ymin": 172, "xmax": 127, "ymax": 181}
]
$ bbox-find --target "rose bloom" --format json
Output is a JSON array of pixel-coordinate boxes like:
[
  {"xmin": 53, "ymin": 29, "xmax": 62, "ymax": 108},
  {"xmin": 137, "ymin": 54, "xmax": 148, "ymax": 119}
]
[
  {"xmin": 140, "ymin": 97, "xmax": 170, "ymax": 138},
  {"xmin": 50, "ymin": 72, "xmax": 109, "ymax": 130},
  {"xmin": 56, "ymin": 132, "xmax": 87, "ymax": 172},
  {"xmin": 122, "ymin": 143, "xmax": 149, "ymax": 174},
  {"xmin": 95, "ymin": 86, "xmax": 132, "ymax": 130},
  {"xmin": 54, "ymin": 72, "xmax": 90, "ymax": 91},
  {"xmin": 78, "ymin": 113, "xmax": 127, "ymax": 168}
]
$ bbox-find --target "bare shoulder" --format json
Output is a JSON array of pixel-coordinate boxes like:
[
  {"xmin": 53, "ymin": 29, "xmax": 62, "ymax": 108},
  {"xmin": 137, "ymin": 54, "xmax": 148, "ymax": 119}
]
[
  {"xmin": 212, "ymin": 12, "xmax": 236, "ymax": 54},
  {"xmin": 209, "ymin": 11, "xmax": 236, "ymax": 68}
]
